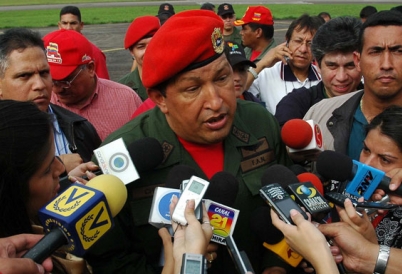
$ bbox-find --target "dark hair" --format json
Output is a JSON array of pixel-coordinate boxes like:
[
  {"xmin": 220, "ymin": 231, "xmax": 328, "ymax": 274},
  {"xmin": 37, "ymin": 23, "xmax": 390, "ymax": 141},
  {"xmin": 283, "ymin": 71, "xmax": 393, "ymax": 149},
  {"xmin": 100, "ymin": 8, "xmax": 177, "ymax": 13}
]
[
  {"xmin": 0, "ymin": 28, "xmax": 44, "ymax": 77},
  {"xmin": 285, "ymin": 14, "xmax": 324, "ymax": 42},
  {"xmin": 200, "ymin": 2, "xmax": 215, "ymax": 11},
  {"xmin": 391, "ymin": 5, "xmax": 402, "ymax": 14},
  {"xmin": 366, "ymin": 106, "xmax": 402, "ymax": 152},
  {"xmin": 248, "ymin": 23, "xmax": 274, "ymax": 40},
  {"xmin": 318, "ymin": 12, "xmax": 331, "ymax": 20},
  {"xmin": 60, "ymin": 5, "xmax": 82, "ymax": 21},
  {"xmin": 359, "ymin": 5, "xmax": 377, "ymax": 19},
  {"xmin": 0, "ymin": 100, "xmax": 53, "ymax": 237},
  {"xmin": 358, "ymin": 10, "xmax": 402, "ymax": 52},
  {"xmin": 312, "ymin": 16, "xmax": 362, "ymax": 66}
]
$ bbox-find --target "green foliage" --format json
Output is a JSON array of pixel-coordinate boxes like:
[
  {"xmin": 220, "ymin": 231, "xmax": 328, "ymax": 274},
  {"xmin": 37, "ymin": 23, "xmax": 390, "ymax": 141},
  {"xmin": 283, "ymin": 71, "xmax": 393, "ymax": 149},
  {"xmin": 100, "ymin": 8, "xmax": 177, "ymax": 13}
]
[{"xmin": 0, "ymin": 3, "xmax": 396, "ymax": 29}]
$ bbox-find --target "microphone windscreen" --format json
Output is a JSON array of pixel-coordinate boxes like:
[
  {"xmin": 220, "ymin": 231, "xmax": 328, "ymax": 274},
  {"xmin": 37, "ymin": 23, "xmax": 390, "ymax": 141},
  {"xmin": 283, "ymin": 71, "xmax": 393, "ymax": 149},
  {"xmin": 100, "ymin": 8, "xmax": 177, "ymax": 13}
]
[
  {"xmin": 165, "ymin": 165, "xmax": 199, "ymax": 189},
  {"xmin": 297, "ymin": 172, "xmax": 324, "ymax": 195},
  {"xmin": 316, "ymin": 150, "xmax": 353, "ymax": 181},
  {"xmin": 86, "ymin": 174, "xmax": 127, "ymax": 217},
  {"xmin": 205, "ymin": 171, "xmax": 239, "ymax": 207},
  {"xmin": 250, "ymin": 206, "xmax": 284, "ymax": 245},
  {"xmin": 288, "ymin": 164, "xmax": 308, "ymax": 176},
  {"xmin": 281, "ymin": 119, "xmax": 312, "ymax": 149},
  {"xmin": 261, "ymin": 164, "xmax": 298, "ymax": 188},
  {"xmin": 127, "ymin": 137, "xmax": 164, "ymax": 173}
]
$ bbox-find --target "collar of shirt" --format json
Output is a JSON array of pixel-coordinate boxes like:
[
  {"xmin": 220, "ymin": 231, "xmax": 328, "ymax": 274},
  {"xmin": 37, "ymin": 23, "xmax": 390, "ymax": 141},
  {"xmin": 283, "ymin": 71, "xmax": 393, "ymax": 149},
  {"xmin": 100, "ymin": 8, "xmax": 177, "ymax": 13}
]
[{"xmin": 280, "ymin": 62, "xmax": 321, "ymax": 82}]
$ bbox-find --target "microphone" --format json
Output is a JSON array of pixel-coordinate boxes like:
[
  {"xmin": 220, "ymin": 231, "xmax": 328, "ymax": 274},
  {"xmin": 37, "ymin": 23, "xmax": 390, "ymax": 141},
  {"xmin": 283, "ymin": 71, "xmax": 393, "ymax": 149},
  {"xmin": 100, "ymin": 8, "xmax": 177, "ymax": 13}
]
[
  {"xmin": 288, "ymin": 172, "xmax": 331, "ymax": 221},
  {"xmin": 204, "ymin": 171, "xmax": 240, "ymax": 245},
  {"xmin": 281, "ymin": 119, "xmax": 324, "ymax": 157},
  {"xmin": 23, "ymin": 174, "xmax": 127, "ymax": 263},
  {"xmin": 94, "ymin": 137, "xmax": 164, "ymax": 185},
  {"xmin": 316, "ymin": 150, "xmax": 402, "ymax": 200}
]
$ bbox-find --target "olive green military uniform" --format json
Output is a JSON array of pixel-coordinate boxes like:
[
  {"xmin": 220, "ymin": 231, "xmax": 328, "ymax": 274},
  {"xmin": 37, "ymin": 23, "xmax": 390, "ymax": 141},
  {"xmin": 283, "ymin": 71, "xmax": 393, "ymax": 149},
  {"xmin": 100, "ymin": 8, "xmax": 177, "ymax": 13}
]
[
  {"xmin": 118, "ymin": 67, "xmax": 147, "ymax": 101},
  {"xmin": 245, "ymin": 38, "xmax": 276, "ymax": 63},
  {"xmin": 86, "ymin": 100, "xmax": 294, "ymax": 273},
  {"xmin": 223, "ymin": 27, "xmax": 242, "ymax": 45}
]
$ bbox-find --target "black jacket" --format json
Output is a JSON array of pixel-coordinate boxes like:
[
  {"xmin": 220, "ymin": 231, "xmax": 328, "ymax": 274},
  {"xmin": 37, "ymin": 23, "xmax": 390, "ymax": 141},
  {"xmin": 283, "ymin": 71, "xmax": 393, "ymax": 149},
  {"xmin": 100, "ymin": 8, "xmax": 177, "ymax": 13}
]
[{"xmin": 51, "ymin": 103, "xmax": 101, "ymax": 162}]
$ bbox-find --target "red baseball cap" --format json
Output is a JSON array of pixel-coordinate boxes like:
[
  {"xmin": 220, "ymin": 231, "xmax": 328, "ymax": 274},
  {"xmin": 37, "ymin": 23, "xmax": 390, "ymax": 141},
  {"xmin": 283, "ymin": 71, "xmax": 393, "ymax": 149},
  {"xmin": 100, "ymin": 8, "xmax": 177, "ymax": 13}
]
[
  {"xmin": 43, "ymin": 29, "xmax": 93, "ymax": 80},
  {"xmin": 234, "ymin": 6, "xmax": 274, "ymax": 26},
  {"xmin": 142, "ymin": 10, "xmax": 224, "ymax": 89},
  {"xmin": 124, "ymin": 16, "xmax": 161, "ymax": 49}
]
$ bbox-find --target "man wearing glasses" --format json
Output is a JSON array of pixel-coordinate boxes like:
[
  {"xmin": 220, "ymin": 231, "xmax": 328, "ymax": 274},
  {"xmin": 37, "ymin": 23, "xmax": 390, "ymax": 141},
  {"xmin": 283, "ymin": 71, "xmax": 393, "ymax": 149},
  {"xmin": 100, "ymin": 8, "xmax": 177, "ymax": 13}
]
[
  {"xmin": 247, "ymin": 14, "xmax": 324, "ymax": 114},
  {"xmin": 0, "ymin": 28, "xmax": 101, "ymax": 172},
  {"xmin": 43, "ymin": 29, "xmax": 142, "ymax": 141},
  {"xmin": 217, "ymin": 3, "xmax": 242, "ymax": 45}
]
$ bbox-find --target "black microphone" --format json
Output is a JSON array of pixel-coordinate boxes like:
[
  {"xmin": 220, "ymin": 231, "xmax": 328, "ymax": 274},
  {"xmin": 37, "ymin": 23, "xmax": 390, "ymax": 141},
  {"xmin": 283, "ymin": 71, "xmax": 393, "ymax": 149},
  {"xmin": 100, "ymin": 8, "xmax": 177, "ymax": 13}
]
[
  {"xmin": 204, "ymin": 171, "xmax": 239, "ymax": 245},
  {"xmin": 316, "ymin": 150, "xmax": 402, "ymax": 200},
  {"xmin": 205, "ymin": 171, "xmax": 239, "ymax": 207}
]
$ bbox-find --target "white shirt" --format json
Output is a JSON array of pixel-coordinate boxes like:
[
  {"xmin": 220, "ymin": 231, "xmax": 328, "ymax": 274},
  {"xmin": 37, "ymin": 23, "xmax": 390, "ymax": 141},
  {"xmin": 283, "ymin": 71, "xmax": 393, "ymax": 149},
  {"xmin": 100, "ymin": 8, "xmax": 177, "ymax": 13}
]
[{"xmin": 249, "ymin": 61, "xmax": 321, "ymax": 114}]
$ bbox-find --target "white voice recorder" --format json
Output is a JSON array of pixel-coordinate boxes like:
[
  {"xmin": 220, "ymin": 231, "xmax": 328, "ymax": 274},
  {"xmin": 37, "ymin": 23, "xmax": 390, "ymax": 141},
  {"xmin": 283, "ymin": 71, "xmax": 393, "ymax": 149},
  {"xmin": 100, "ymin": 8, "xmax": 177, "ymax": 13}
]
[{"xmin": 172, "ymin": 176, "xmax": 209, "ymax": 225}]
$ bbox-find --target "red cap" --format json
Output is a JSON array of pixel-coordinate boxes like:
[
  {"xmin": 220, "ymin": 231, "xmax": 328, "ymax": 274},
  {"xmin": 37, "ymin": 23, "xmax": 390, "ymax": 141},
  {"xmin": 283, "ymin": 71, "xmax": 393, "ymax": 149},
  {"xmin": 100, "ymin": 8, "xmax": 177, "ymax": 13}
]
[
  {"xmin": 43, "ymin": 29, "xmax": 93, "ymax": 80},
  {"xmin": 281, "ymin": 119, "xmax": 313, "ymax": 149},
  {"xmin": 234, "ymin": 6, "xmax": 274, "ymax": 26},
  {"xmin": 142, "ymin": 10, "xmax": 224, "ymax": 89},
  {"xmin": 124, "ymin": 16, "xmax": 161, "ymax": 49}
]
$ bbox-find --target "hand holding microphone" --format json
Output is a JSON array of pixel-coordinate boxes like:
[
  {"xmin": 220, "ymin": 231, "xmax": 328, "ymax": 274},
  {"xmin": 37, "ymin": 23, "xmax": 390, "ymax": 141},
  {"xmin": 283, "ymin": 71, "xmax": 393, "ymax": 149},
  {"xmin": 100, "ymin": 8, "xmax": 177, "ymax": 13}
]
[
  {"xmin": 23, "ymin": 174, "xmax": 127, "ymax": 263},
  {"xmin": 270, "ymin": 209, "xmax": 339, "ymax": 274}
]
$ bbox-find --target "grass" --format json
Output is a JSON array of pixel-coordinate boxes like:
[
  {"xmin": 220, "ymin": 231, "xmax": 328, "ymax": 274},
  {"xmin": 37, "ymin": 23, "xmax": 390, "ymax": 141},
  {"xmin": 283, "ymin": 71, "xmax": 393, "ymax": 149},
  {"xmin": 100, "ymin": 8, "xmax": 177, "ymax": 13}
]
[
  {"xmin": 0, "ymin": 0, "xmax": 161, "ymax": 5},
  {"xmin": 0, "ymin": 3, "xmax": 397, "ymax": 29}
]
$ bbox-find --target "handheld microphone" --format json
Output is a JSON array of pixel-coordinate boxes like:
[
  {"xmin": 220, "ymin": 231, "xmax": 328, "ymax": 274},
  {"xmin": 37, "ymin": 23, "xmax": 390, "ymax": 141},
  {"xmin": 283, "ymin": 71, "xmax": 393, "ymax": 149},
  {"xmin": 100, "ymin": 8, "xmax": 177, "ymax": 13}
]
[
  {"xmin": 316, "ymin": 150, "xmax": 402, "ymax": 200},
  {"xmin": 281, "ymin": 119, "xmax": 324, "ymax": 157},
  {"xmin": 59, "ymin": 137, "xmax": 164, "ymax": 191},
  {"xmin": 94, "ymin": 137, "xmax": 164, "ymax": 185},
  {"xmin": 23, "ymin": 174, "xmax": 127, "ymax": 263},
  {"xmin": 288, "ymin": 172, "xmax": 331, "ymax": 221},
  {"xmin": 204, "ymin": 171, "xmax": 240, "ymax": 245}
]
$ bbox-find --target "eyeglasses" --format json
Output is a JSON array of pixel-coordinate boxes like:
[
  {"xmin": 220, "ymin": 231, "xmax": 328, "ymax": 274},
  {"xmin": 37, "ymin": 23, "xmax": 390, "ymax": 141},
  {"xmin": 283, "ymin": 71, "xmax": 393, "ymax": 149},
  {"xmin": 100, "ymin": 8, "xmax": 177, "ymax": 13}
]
[
  {"xmin": 53, "ymin": 67, "xmax": 84, "ymax": 89},
  {"xmin": 289, "ymin": 39, "xmax": 312, "ymax": 49},
  {"xmin": 221, "ymin": 14, "xmax": 234, "ymax": 20}
]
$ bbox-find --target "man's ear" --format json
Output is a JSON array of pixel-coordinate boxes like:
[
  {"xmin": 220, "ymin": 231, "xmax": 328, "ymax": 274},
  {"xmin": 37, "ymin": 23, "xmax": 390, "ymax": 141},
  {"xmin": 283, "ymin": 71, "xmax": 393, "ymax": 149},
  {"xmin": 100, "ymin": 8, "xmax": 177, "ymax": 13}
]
[
  {"xmin": 255, "ymin": 28, "xmax": 263, "ymax": 38},
  {"xmin": 353, "ymin": 51, "xmax": 361, "ymax": 72},
  {"xmin": 86, "ymin": 62, "xmax": 96, "ymax": 77},
  {"xmin": 148, "ymin": 88, "xmax": 168, "ymax": 114}
]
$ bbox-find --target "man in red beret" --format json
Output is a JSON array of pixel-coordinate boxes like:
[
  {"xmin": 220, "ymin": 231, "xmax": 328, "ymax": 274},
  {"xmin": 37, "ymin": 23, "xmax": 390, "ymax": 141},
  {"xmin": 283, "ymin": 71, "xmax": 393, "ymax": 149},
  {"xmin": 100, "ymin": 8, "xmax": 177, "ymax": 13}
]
[
  {"xmin": 43, "ymin": 29, "xmax": 142, "ymax": 140},
  {"xmin": 118, "ymin": 16, "xmax": 161, "ymax": 101},
  {"xmin": 89, "ymin": 10, "xmax": 293, "ymax": 274}
]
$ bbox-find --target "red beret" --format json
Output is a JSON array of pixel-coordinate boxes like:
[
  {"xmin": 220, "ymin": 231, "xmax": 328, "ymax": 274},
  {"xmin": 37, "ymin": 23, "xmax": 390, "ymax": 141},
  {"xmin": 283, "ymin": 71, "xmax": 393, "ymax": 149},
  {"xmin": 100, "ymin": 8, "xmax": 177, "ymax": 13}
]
[
  {"xmin": 124, "ymin": 16, "xmax": 160, "ymax": 49},
  {"xmin": 43, "ymin": 29, "xmax": 93, "ymax": 80},
  {"xmin": 142, "ymin": 10, "xmax": 225, "ymax": 88}
]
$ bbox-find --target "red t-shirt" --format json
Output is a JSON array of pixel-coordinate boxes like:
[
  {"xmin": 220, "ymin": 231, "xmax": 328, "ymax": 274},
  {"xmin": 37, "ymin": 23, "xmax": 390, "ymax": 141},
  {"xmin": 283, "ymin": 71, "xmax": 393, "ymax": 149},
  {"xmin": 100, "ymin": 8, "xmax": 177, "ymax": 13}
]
[{"xmin": 178, "ymin": 136, "xmax": 224, "ymax": 179}]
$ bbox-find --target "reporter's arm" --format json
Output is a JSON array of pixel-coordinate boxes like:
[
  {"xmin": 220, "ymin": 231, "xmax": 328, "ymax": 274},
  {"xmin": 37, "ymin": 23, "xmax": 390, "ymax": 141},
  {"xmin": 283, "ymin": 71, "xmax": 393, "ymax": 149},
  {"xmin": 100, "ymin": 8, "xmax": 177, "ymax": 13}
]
[{"xmin": 271, "ymin": 209, "xmax": 338, "ymax": 274}]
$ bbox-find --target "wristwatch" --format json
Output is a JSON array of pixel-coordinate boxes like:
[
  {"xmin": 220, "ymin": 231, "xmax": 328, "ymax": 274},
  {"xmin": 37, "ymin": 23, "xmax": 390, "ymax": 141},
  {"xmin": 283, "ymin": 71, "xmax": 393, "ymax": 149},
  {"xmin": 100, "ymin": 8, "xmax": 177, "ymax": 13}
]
[
  {"xmin": 248, "ymin": 67, "xmax": 258, "ymax": 79},
  {"xmin": 373, "ymin": 245, "xmax": 390, "ymax": 274}
]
